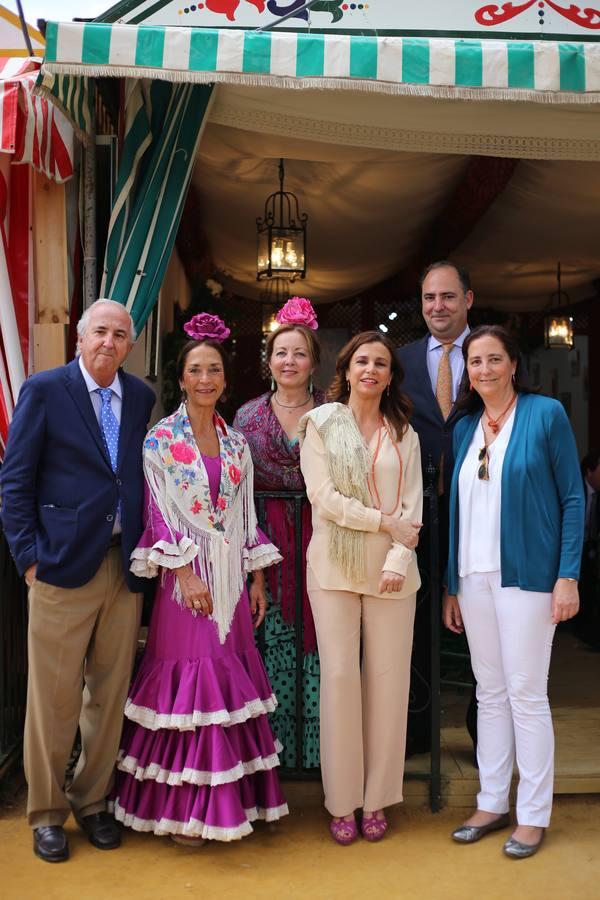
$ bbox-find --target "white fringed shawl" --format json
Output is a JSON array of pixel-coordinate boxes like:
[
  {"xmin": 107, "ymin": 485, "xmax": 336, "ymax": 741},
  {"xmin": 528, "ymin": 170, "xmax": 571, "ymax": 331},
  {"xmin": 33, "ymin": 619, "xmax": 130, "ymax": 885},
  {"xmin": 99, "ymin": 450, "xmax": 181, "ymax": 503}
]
[
  {"xmin": 132, "ymin": 405, "xmax": 261, "ymax": 644},
  {"xmin": 299, "ymin": 403, "xmax": 372, "ymax": 583}
]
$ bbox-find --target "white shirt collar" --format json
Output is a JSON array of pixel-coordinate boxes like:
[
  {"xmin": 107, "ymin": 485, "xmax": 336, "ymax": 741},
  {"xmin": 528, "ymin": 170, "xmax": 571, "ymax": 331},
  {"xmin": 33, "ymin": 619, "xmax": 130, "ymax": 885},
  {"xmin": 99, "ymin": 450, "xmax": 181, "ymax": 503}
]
[
  {"xmin": 78, "ymin": 356, "xmax": 122, "ymax": 398},
  {"xmin": 428, "ymin": 325, "xmax": 470, "ymax": 353}
]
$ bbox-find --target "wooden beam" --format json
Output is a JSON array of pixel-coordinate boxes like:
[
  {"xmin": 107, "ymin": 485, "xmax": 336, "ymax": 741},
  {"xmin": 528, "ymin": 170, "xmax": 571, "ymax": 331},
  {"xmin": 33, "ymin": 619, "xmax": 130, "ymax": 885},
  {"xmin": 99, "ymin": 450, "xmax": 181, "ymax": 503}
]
[
  {"xmin": 32, "ymin": 324, "xmax": 66, "ymax": 372},
  {"xmin": 32, "ymin": 172, "xmax": 69, "ymax": 369}
]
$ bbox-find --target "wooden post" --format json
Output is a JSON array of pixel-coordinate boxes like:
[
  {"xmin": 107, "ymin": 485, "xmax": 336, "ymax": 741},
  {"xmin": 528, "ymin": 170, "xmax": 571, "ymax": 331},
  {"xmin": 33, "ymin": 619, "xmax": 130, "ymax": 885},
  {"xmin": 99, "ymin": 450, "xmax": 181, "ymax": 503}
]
[
  {"xmin": 32, "ymin": 171, "xmax": 69, "ymax": 371},
  {"xmin": 83, "ymin": 123, "xmax": 97, "ymax": 308}
]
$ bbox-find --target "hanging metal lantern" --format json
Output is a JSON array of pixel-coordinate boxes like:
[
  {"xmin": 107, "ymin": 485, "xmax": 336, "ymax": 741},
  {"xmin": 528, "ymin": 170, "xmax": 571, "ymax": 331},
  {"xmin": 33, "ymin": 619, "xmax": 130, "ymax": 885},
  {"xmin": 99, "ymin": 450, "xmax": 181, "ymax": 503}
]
[
  {"xmin": 259, "ymin": 276, "xmax": 289, "ymax": 307},
  {"xmin": 257, "ymin": 158, "xmax": 307, "ymax": 282},
  {"xmin": 544, "ymin": 263, "xmax": 574, "ymax": 350}
]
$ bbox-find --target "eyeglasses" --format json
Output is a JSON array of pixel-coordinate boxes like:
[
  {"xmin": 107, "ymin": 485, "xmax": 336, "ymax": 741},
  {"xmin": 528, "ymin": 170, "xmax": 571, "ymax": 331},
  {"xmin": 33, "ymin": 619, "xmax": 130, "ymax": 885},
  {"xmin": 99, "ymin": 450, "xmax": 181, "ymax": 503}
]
[{"xmin": 478, "ymin": 446, "xmax": 490, "ymax": 481}]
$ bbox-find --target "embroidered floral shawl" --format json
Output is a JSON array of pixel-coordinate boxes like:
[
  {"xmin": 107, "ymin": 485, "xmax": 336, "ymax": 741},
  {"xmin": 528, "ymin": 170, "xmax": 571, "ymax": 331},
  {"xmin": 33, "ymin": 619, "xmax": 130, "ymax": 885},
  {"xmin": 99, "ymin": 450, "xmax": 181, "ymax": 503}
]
[{"xmin": 133, "ymin": 404, "xmax": 277, "ymax": 643}]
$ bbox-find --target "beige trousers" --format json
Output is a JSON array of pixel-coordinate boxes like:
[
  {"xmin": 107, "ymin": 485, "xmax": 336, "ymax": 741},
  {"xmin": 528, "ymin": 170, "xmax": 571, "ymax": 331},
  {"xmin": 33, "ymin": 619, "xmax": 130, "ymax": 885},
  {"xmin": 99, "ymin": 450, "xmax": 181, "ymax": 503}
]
[
  {"xmin": 307, "ymin": 567, "xmax": 416, "ymax": 817},
  {"xmin": 25, "ymin": 547, "xmax": 141, "ymax": 828}
]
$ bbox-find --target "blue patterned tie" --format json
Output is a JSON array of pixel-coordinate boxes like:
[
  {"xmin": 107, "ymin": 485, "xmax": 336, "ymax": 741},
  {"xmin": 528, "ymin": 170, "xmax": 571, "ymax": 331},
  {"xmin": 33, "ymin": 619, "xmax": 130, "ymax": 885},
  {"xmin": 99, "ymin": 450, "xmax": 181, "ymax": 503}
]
[{"xmin": 97, "ymin": 387, "xmax": 119, "ymax": 471}]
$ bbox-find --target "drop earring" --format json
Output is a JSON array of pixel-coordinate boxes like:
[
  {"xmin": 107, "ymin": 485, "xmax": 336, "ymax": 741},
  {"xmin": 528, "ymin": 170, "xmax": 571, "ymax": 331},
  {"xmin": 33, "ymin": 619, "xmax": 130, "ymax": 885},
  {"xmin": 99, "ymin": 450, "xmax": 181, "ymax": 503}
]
[
  {"xmin": 270, "ymin": 376, "xmax": 276, "ymax": 392},
  {"xmin": 309, "ymin": 375, "xmax": 313, "ymax": 395},
  {"xmin": 387, "ymin": 383, "xmax": 391, "ymax": 397}
]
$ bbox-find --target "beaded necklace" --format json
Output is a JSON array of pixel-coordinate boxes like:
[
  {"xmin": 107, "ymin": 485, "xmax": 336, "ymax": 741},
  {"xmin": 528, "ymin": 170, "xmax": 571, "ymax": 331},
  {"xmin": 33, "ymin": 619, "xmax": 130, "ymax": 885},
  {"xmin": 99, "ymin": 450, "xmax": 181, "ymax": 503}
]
[
  {"xmin": 368, "ymin": 419, "xmax": 403, "ymax": 516},
  {"xmin": 484, "ymin": 393, "xmax": 517, "ymax": 435}
]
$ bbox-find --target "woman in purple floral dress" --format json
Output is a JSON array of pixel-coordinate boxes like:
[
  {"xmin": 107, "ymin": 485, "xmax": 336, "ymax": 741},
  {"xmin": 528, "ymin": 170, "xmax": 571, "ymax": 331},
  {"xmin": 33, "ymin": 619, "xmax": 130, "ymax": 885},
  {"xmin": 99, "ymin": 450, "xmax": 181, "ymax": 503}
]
[
  {"xmin": 112, "ymin": 315, "xmax": 287, "ymax": 843},
  {"xmin": 234, "ymin": 298, "xmax": 324, "ymax": 770}
]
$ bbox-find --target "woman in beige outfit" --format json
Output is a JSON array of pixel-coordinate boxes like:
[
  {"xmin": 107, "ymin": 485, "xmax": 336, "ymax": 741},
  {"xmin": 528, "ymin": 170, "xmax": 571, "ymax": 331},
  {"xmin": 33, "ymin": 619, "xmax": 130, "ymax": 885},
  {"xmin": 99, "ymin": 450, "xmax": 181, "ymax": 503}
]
[{"xmin": 299, "ymin": 331, "xmax": 422, "ymax": 845}]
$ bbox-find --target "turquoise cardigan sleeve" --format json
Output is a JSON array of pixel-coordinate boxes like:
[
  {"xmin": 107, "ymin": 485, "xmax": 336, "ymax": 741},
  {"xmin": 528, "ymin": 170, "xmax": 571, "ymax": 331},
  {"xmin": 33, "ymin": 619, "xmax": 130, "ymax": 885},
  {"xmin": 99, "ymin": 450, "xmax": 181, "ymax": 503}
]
[{"xmin": 447, "ymin": 394, "xmax": 585, "ymax": 595}]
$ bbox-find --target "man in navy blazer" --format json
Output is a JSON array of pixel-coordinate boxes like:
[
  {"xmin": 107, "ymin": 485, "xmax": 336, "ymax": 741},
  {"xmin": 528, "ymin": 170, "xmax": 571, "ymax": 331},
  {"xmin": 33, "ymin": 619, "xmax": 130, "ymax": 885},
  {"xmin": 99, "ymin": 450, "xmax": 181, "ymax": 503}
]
[
  {"xmin": 398, "ymin": 262, "xmax": 474, "ymax": 755},
  {"xmin": 399, "ymin": 261, "xmax": 473, "ymax": 487},
  {"xmin": 1, "ymin": 299, "xmax": 155, "ymax": 863}
]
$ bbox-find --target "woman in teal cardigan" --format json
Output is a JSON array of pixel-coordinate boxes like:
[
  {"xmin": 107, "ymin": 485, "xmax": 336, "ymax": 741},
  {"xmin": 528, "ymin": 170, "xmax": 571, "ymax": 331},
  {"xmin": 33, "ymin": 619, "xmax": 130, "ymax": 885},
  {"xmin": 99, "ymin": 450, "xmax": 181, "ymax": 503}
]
[{"xmin": 443, "ymin": 325, "xmax": 584, "ymax": 859}]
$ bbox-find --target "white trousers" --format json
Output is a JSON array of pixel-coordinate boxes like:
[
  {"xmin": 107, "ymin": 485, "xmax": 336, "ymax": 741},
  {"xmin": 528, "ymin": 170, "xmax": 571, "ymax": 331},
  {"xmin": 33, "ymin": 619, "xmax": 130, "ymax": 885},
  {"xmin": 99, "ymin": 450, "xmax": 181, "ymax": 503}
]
[{"xmin": 458, "ymin": 571, "xmax": 556, "ymax": 827}]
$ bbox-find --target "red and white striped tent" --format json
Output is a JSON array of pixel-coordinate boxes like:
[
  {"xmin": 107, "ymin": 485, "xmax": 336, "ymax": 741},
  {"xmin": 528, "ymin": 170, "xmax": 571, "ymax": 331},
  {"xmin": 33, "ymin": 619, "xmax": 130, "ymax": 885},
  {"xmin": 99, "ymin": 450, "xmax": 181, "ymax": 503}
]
[{"xmin": 0, "ymin": 56, "xmax": 74, "ymax": 457}]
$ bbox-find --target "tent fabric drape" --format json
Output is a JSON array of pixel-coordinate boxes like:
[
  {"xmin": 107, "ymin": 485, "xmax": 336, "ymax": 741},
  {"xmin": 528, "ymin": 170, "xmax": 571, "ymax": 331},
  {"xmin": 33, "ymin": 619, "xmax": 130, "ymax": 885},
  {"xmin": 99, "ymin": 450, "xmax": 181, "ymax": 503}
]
[
  {"xmin": 191, "ymin": 123, "xmax": 600, "ymax": 310},
  {"xmin": 100, "ymin": 80, "xmax": 214, "ymax": 333},
  {"xmin": 208, "ymin": 83, "xmax": 600, "ymax": 162},
  {"xmin": 41, "ymin": 22, "xmax": 600, "ymax": 104},
  {"xmin": 34, "ymin": 69, "xmax": 94, "ymax": 144},
  {"xmin": 1, "ymin": 57, "xmax": 74, "ymax": 181},
  {"xmin": 0, "ymin": 57, "xmax": 75, "ymax": 458}
]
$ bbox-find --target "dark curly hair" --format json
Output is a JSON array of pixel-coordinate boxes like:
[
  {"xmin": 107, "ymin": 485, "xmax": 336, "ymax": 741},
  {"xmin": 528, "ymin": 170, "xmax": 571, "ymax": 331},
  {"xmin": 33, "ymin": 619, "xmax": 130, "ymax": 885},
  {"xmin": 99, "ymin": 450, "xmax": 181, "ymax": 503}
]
[{"xmin": 328, "ymin": 331, "xmax": 412, "ymax": 441}]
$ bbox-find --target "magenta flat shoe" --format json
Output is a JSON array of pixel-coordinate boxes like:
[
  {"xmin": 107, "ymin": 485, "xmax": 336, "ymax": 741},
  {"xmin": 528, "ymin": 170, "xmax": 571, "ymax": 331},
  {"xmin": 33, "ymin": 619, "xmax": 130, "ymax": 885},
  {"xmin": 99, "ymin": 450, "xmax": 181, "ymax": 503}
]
[
  {"xmin": 329, "ymin": 816, "xmax": 358, "ymax": 845},
  {"xmin": 361, "ymin": 813, "xmax": 388, "ymax": 842}
]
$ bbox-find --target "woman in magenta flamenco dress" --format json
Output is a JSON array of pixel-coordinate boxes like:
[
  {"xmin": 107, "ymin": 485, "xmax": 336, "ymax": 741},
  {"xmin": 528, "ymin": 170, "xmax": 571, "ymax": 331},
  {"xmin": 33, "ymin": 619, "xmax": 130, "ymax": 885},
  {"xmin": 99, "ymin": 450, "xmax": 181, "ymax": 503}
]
[{"xmin": 111, "ymin": 315, "xmax": 288, "ymax": 843}]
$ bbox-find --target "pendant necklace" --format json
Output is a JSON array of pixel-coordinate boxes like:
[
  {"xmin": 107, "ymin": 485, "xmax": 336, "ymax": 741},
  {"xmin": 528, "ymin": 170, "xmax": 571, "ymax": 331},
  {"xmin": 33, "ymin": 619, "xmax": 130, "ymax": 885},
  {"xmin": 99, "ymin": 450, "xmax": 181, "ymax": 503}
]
[
  {"xmin": 273, "ymin": 392, "xmax": 311, "ymax": 410},
  {"xmin": 484, "ymin": 393, "xmax": 517, "ymax": 435}
]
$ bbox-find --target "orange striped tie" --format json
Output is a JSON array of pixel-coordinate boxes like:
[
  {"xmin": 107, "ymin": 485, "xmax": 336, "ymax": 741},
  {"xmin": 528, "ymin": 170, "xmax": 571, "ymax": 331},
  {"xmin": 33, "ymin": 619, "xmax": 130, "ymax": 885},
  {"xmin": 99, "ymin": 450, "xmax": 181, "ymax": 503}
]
[{"xmin": 436, "ymin": 342, "xmax": 454, "ymax": 420}]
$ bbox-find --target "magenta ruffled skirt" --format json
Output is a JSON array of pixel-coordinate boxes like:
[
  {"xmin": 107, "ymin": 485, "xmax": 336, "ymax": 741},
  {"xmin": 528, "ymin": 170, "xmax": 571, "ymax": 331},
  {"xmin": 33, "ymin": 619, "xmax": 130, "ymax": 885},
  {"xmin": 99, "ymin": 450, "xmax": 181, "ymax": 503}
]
[{"xmin": 112, "ymin": 577, "xmax": 288, "ymax": 841}]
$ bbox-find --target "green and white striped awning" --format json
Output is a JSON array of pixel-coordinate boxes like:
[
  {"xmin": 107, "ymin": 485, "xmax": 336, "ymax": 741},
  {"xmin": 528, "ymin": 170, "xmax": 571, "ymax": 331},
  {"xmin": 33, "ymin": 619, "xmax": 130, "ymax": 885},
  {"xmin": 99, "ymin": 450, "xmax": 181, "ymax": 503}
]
[{"xmin": 42, "ymin": 21, "xmax": 600, "ymax": 104}]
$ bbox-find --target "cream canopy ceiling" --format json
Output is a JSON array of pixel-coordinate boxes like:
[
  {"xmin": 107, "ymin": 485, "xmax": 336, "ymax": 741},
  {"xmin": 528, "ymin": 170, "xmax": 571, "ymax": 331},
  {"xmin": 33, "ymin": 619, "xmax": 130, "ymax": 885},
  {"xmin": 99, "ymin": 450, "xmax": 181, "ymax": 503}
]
[{"xmin": 193, "ymin": 85, "xmax": 600, "ymax": 311}]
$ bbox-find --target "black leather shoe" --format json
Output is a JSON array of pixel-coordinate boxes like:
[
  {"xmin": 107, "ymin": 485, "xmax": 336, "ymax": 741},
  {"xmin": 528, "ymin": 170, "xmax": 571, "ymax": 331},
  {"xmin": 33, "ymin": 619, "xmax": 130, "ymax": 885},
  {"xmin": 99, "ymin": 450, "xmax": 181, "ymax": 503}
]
[
  {"xmin": 452, "ymin": 813, "xmax": 510, "ymax": 844},
  {"xmin": 76, "ymin": 811, "xmax": 121, "ymax": 850},
  {"xmin": 33, "ymin": 826, "xmax": 69, "ymax": 862}
]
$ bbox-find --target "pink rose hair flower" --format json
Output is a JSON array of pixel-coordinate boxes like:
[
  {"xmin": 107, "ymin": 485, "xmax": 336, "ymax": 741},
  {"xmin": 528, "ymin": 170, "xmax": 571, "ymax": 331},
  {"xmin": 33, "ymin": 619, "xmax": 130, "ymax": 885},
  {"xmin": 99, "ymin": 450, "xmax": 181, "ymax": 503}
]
[
  {"xmin": 275, "ymin": 297, "xmax": 318, "ymax": 331},
  {"xmin": 184, "ymin": 313, "xmax": 231, "ymax": 343}
]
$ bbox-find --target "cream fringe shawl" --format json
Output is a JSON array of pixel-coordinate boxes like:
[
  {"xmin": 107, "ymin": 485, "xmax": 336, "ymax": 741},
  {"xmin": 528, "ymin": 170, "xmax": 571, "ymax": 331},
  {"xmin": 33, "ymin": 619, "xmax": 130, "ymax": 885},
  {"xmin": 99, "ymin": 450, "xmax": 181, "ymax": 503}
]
[
  {"xmin": 141, "ymin": 419, "xmax": 258, "ymax": 645},
  {"xmin": 299, "ymin": 403, "xmax": 372, "ymax": 584}
]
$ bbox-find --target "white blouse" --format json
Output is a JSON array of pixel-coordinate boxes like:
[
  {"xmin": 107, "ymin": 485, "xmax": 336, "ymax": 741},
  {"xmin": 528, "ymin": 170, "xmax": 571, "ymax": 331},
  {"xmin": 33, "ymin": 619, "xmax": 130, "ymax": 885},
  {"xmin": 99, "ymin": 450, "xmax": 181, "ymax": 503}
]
[{"xmin": 458, "ymin": 408, "xmax": 515, "ymax": 578}]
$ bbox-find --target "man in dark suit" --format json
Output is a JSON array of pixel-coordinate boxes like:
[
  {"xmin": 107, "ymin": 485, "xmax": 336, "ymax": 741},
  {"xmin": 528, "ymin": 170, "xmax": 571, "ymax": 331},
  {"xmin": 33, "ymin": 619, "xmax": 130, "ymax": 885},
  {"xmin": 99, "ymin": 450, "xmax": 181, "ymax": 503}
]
[
  {"xmin": 398, "ymin": 261, "xmax": 474, "ymax": 755},
  {"xmin": 0, "ymin": 299, "xmax": 155, "ymax": 863}
]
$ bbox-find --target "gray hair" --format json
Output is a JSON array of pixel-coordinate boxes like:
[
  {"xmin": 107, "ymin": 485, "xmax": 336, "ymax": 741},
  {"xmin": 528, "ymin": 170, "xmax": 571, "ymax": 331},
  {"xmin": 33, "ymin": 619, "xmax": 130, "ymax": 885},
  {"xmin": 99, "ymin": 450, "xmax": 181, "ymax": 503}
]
[{"xmin": 76, "ymin": 299, "xmax": 136, "ymax": 355}]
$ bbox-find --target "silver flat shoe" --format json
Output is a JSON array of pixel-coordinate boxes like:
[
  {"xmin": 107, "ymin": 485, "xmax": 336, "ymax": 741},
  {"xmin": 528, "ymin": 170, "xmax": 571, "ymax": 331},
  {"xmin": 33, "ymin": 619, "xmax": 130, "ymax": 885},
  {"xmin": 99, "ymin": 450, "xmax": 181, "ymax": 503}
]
[
  {"xmin": 503, "ymin": 831, "xmax": 545, "ymax": 859},
  {"xmin": 452, "ymin": 813, "xmax": 511, "ymax": 844}
]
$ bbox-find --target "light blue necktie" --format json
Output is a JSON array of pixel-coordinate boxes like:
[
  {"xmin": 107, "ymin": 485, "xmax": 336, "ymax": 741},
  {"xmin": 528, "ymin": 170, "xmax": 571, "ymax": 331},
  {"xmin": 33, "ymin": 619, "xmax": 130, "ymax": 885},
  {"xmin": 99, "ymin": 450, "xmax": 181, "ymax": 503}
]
[{"xmin": 97, "ymin": 387, "xmax": 119, "ymax": 471}]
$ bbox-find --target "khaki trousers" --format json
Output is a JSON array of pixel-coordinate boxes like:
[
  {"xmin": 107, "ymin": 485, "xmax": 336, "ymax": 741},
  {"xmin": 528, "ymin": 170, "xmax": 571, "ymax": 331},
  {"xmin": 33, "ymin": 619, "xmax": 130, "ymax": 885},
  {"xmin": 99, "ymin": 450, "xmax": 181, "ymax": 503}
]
[
  {"xmin": 25, "ymin": 547, "xmax": 141, "ymax": 828},
  {"xmin": 307, "ymin": 567, "xmax": 416, "ymax": 817}
]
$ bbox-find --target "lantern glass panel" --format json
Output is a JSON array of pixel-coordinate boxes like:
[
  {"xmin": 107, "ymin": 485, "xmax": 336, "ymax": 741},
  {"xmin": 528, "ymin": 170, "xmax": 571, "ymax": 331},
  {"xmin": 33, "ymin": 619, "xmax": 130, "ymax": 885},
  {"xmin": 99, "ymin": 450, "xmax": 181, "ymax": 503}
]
[
  {"xmin": 544, "ymin": 315, "xmax": 574, "ymax": 349},
  {"xmin": 270, "ymin": 227, "xmax": 304, "ymax": 275},
  {"xmin": 257, "ymin": 230, "xmax": 271, "ymax": 276}
]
